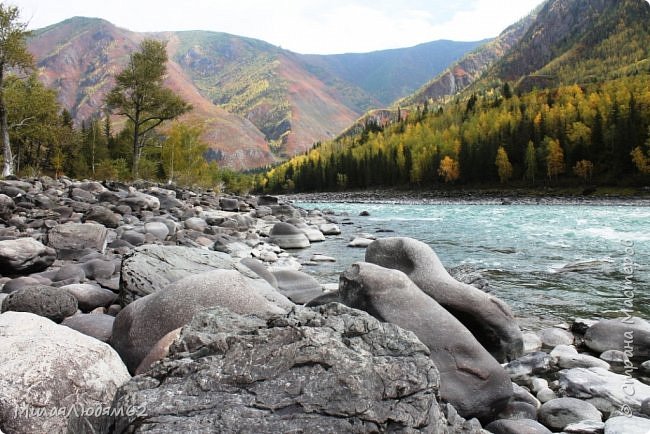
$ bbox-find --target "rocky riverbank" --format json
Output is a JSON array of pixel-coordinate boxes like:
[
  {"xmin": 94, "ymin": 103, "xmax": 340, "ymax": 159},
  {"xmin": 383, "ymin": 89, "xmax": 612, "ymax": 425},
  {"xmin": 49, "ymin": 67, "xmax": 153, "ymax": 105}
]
[
  {"xmin": 285, "ymin": 188, "xmax": 650, "ymax": 206},
  {"xmin": 0, "ymin": 177, "xmax": 649, "ymax": 433}
]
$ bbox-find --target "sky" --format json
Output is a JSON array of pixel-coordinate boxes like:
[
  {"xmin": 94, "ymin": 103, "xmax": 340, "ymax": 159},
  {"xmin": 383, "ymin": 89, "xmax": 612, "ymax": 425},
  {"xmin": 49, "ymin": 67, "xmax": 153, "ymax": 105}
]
[{"xmin": 11, "ymin": 0, "xmax": 544, "ymax": 55}]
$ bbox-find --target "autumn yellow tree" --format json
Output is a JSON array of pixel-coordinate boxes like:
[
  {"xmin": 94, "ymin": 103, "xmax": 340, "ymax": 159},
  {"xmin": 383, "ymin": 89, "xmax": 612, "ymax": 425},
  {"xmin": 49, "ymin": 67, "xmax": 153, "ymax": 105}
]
[
  {"xmin": 546, "ymin": 138, "xmax": 565, "ymax": 181},
  {"xmin": 524, "ymin": 141, "xmax": 536, "ymax": 182},
  {"xmin": 438, "ymin": 156, "xmax": 459, "ymax": 183},
  {"xmin": 573, "ymin": 159, "xmax": 594, "ymax": 182},
  {"xmin": 495, "ymin": 146, "xmax": 513, "ymax": 184},
  {"xmin": 631, "ymin": 128, "xmax": 650, "ymax": 174}
]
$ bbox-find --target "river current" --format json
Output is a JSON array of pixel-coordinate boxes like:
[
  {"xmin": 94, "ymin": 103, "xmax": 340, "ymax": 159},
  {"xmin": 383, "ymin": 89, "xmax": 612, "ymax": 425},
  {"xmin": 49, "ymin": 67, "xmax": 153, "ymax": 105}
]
[{"xmin": 291, "ymin": 202, "xmax": 649, "ymax": 331}]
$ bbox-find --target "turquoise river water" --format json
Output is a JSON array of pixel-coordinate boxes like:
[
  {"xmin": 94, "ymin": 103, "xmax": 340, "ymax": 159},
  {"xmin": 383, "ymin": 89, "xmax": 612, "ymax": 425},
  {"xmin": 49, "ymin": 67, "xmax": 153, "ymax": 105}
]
[{"xmin": 291, "ymin": 202, "xmax": 649, "ymax": 331}]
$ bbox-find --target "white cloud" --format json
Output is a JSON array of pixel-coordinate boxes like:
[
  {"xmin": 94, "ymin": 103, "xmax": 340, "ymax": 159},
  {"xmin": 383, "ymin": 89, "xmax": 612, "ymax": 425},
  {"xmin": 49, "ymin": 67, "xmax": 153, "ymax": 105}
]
[{"xmin": 11, "ymin": 0, "xmax": 544, "ymax": 54}]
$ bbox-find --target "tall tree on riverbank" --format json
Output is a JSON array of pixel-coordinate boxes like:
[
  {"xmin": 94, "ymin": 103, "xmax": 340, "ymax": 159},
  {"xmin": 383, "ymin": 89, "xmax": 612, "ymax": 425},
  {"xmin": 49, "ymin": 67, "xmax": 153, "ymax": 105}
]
[
  {"xmin": 0, "ymin": 4, "xmax": 33, "ymax": 177},
  {"xmin": 495, "ymin": 146, "xmax": 513, "ymax": 184},
  {"xmin": 106, "ymin": 39, "xmax": 191, "ymax": 178}
]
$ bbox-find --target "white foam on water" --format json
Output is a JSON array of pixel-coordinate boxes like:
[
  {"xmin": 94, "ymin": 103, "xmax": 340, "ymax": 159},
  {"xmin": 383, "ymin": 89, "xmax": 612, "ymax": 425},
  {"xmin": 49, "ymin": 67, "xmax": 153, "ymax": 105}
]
[{"xmin": 582, "ymin": 227, "xmax": 650, "ymax": 242}]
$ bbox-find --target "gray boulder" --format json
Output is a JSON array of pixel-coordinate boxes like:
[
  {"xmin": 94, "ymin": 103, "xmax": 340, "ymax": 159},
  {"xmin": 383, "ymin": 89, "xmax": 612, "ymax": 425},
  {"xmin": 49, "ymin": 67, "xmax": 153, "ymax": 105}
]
[
  {"xmin": 1, "ymin": 285, "xmax": 77, "ymax": 323},
  {"xmin": 270, "ymin": 203, "xmax": 301, "ymax": 219},
  {"xmin": 240, "ymin": 257, "xmax": 278, "ymax": 289},
  {"xmin": 112, "ymin": 269, "xmax": 284, "ymax": 373},
  {"xmin": 340, "ymin": 262, "xmax": 512, "ymax": 420},
  {"xmin": 119, "ymin": 192, "xmax": 160, "ymax": 212},
  {"xmin": 604, "ymin": 416, "xmax": 650, "ymax": 434},
  {"xmin": 269, "ymin": 222, "xmax": 310, "ymax": 249},
  {"xmin": 564, "ymin": 420, "xmax": 605, "ymax": 433},
  {"xmin": 1, "ymin": 276, "xmax": 43, "ymax": 293},
  {"xmin": 118, "ymin": 244, "xmax": 237, "ymax": 305},
  {"xmin": 52, "ymin": 263, "xmax": 86, "ymax": 283},
  {"xmin": 319, "ymin": 223, "xmax": 341, "ymax": 235},
  {"xmin": 81, "ymin": 258, "xmax": 116, "ymax": 280},
  {"xmin": 47, "ymin": 223, "xmax": 109, "ymax": 260},
  {"xmin": 0, "ymin": 237, "xmax": 56, "ymax": 275},
  {"xmin": 92, "ymin": 303, "xmax": 483, "ymax": 433},
  {"xmin": 272, "ymin": 269, "xmax": 323, "ymax": 304},
  {"xmin": 365, "ymin": 237, "xmax": 523, "ymax": 362},
  {"xmin": 504, "ymin": 352, "xmax": 553, "ymax": 381},
  {"xmin": 143, "ymin": 221, "xmax": 170, "ymax": 240},
  {"xmin": 184, "ymin": 216, "xmax": 208, "ymax": 232},
  {"xmin": 219, "ymin": 197, "xmax": 239, "ymax": 211},
  {"xmin": 538, "ymin": 398, "xmax": 601, "ymax": 431},
  {"xmin": 0, "ymin": 193, "xmax": 15, "ymax": 220},
  {"xmin": 62, "ymin": 313, "xmax": 114, "ymax": 342},
  {"xmin": 61, "ymin": 283, "xmax": 117, "ymax": 312},
  {"xmin": 584, "ymin": 317, "xmax": 650, "ymax": 359},
  {"xmin": 550, "ymin": 344, "xmax": 610, "ymax": 370},
  {"xmin": 559, "ymin": 367, "xmax": 650, "ymax": 414},
  {"xmin": 84, "ymin": 205, "xmax": 120, "ymax": 228},
  {"xmin": 0, "ymin": 312, "xmax": 130, "ymax": 434},
  {"xmin": 485, "ymin": 419, "xmax": 552, "ymax": 434}
]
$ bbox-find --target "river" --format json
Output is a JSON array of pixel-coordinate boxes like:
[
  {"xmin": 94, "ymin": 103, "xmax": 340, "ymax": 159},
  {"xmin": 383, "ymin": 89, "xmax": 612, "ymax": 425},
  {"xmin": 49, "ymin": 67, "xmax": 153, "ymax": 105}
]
[{"xmin": 291, "ymin": 202, "xmax": 649, "ymax": 331}]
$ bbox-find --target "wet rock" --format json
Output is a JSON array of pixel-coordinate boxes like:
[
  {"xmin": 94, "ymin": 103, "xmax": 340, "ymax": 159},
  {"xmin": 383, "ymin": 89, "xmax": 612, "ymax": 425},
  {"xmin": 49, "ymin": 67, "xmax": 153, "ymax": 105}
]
[
  {"xmin": 584, "ymin": 317, "xmax": 650, "ymax": 359},
  {"xmin": 0, "ymin": 238, "xmax": 56, "ymax": 275},
  {"xmin": 96, "ymin": 303, "xmax": 481, "ymax": 433},
  {"xmin": 340, "ymin": 262, "xmax": 512, "ymax": 420},
  {"xmin": 0, "ymin": 311, "xmax": 130, "ymax": 434},
  {"xmin": 538, "ymin": 397, "xmax": 601, "ymax": 431},
  {"xmin": 310, "ymin": 254, "xmax": 336, "ymax": 262},
  {"xmin": 112, "ymin": 269, "xmax": 284, "ymax": 373},
  {"xmin": 365, "ymin": 237, "xmax": 523, "ymax": 363},
  {"xmin": 269, "ymin": 222, "xmax": 310, "ymax": 249},
  {"xmin": 319, "ymin": 223, "xmax": 341, "ymax": 235},
  {"xmin": 1, "ymin": 285, "xmax": 77, "ymax": 323},
  {"xmin": 47, "ymin": 222, "xmax": 109, "ymax": 260}
]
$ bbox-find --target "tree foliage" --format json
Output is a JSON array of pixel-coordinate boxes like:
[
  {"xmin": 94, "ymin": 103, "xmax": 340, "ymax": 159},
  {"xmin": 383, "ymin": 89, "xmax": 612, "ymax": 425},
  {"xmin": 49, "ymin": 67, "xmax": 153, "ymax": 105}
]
[
  {"xmin": 0, "ymin": 3, "xmax": 33, "ymax": 176},
  {"xmin": 106, "ymin": 39, "xmax": 191, "ymax": 178},
  {"xmin": 495, "ymin": 146, "xmax": 513, "ymax": 184}
]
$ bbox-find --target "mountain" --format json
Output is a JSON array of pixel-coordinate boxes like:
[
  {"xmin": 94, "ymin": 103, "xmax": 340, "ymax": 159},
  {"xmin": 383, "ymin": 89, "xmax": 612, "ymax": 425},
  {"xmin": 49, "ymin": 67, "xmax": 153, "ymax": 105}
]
[
  {"xmin": 262, "ymin": 0, "xmax": 650, "ymax": 192},
  {"xmin": 495, "ymin": 0, "xmax": 650, "ymax": 87},
  {"xmin": 400, "ymin": 12, "xmax": 539, "ymax": 107},
  {"xmin": 28, "ymin": 17, "xmax": 483, "ymax": 168}
]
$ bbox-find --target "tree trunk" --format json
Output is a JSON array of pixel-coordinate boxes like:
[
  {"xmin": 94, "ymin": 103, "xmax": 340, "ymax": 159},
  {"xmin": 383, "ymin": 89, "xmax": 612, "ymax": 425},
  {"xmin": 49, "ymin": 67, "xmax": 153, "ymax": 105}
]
[
  {"xmin": 0, "ymin": 68, "xmax": 14, "ymax": 177},
  {"xmin": 132, "ymin": 117, "xmax": 140, "ymax": 179}
]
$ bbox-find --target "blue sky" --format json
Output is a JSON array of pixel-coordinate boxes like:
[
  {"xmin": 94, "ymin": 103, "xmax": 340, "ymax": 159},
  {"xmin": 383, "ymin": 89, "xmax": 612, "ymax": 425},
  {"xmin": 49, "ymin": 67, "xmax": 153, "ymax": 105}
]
[{"xmin": 12, "ymin": 0, "xmax": 543, "ymax": 54}]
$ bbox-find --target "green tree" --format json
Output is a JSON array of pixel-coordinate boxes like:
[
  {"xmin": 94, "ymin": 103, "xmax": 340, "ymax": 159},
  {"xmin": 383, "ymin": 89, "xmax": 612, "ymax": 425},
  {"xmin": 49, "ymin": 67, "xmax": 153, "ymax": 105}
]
[
  {"xmin": 106, "ymin": 39, "xmax": 191, "ymax": 178},
  {"xmin": 495, "ymin": 146, "xmax": 513, "ymax": 184},
  {"xmin": 161, "ymin": 122, "xmax": 209, "ymax": 185},
  {"xmin": 0, "ymin": 4, "xmax": 32, "ymax": 177},
  {"xmin": 524, "ymin": 140, "xmax": 537, "ymax": 183}
]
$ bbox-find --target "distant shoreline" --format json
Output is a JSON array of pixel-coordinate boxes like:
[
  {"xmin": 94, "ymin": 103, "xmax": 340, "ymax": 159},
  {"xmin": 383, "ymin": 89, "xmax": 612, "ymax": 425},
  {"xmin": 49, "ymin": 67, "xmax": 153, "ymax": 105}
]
[{"xmin": 284, "ymin": 188, "xmax": 650, "ymax": 206}]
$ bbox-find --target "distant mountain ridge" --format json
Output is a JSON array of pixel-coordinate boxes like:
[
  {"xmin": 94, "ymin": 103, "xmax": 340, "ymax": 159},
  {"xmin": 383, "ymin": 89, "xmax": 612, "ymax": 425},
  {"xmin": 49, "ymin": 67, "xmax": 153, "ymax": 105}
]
[{"xmin": 28, "ymin": 17, "xmax": 484, "ymax": 168}]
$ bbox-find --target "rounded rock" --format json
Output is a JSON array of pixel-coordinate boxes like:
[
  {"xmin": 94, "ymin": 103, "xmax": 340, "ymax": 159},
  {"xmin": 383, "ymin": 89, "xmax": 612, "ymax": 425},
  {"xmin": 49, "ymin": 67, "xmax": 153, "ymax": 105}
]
[
  {"xmin": 485, "ymin": 419, "xmax": 552, "ymax": 434},
  {"xmin": 539, "ymin": 327, "xmax": 574, "ymax": 347},
  {"xmin": 61, "ymin": 313, "xmax": 114, "ymax": 342},
  {"xmin": 269, "ymin": 222, "xmax": 310, "ymax": 249},
  {"xmin": 0, "ymin": 238, "xmax": 56, "ymax": 275},
  {"xmin": 1, "ymin": 285, "xmax": 78, "ymax": 323},
  {"xmin": 538, "ymin": 397, "xmax": 602, "ymax": 431},
  {"xmin": 61, "ymin": 283, "xmax": 117, "ymax": 312}
]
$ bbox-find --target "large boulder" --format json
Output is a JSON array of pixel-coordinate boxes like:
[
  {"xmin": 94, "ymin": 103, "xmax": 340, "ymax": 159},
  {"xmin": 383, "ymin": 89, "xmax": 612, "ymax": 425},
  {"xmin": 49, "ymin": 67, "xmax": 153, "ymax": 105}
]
[
  {"xmin": 47, "ymin": 222, "xmax": 109, "ymax": 260},
  {"xmin": 118, "ymin": 245, "xmax": 237, "ymax": 305},
  {"xmin": 0, "ymin": 237, "xmax": 56, "ymax": 275},
  {"xmin": 538, "ymin": 397, "xmax": 601, "ymax": 431},
  {"xmin": 269, "ymin": 222, "xmax": 310, "ymax": 249},
  {"xmin": 365, "ymin": 237, "xmax": 523, "ymax": 362},
  {"xmin": 0, "ymin": 193, "xmax": 15, "ymax": 220},
  {"xmin": 272, "ymin": 269, "xmax": 323, "ymax": 304},
  {"xmin": 89, "ymin": 304, "xmax": 483, "ymax": 433},
  {"xmin": 559, "ymin": 367, "xmax": 650, "ymax": 414},
  {"xmin": 112, "ymin": 269, "xmax": 285, "ymax": 373},
  {"xmin": 340, "ymin": 262, "xmax": 512, "ymax": 420},
  {"xmin": 584, "ymin": 317, "xmax": 650, "ymax": 359},
  {"xmin": 83, "ymin": 205, "xmax": 121, "ymax": 228},
  {"xmin": 1, "ymin": 285, "xmax": 78, "ymax": 323},
  {"xmin": 0, "ymin": 312, "xmax": 130, "ymax": 434}
]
